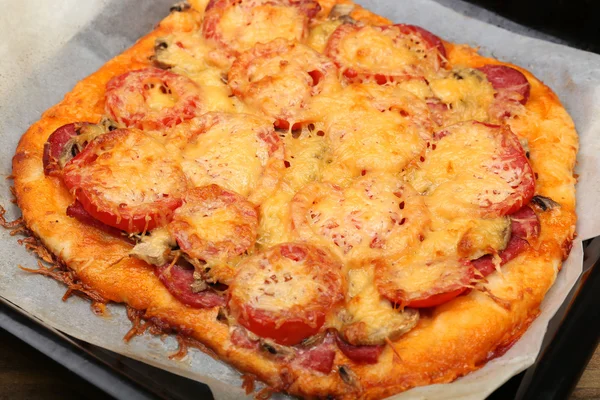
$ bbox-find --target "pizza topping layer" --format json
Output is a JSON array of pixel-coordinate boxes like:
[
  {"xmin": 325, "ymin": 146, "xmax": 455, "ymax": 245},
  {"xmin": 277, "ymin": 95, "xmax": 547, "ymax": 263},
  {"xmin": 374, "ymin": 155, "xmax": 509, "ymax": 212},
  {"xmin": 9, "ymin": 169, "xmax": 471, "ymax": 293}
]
[
  {"xmin": 228, "ymin": 243, "xmax": 344, "ymax": 345},
  {"xmin": 202, "ymin": 0, "xmax": 320, "ymax": 56},
  {"xmin": 105, "ymin": 67, "xmax": 206, "ymax": 130},
  {"xmin": 179, "ymin": 112, "xmax": 284, "ymax": 204},
  {"xmin": 291, "ymin": 174, "xmax": 430, "ymax": 264},
  {"xmin": 168, "ymin": 185, "xmax": 258, "ymax": 283},
  {"xmin": 409, "ymin": 121, "xmax": 534, "ymax": 220},
  {"xmin": 325, "ymin": 23, "xmax": 446, "ymax": 84},
  {"xmin": 374, "ymin": 255, "xmax": 474, "ymax": 307},
  {"xmin": 228, "ymin": 39, "xmax": 339, "ymax": 129},
  {"xmin": 28, "ymin": 2, "xmax": 570, "ymax": 388},
  {"xmin": 473, "ymin": 205, "xmax": 540, "ymax": 277},
  {"xmin": 62, "ymin": 129, "xmax": 188, "ymax": 233},
  {"xmin": 339, "ymin": 266, "xmax": 419, "ymax": 345}
]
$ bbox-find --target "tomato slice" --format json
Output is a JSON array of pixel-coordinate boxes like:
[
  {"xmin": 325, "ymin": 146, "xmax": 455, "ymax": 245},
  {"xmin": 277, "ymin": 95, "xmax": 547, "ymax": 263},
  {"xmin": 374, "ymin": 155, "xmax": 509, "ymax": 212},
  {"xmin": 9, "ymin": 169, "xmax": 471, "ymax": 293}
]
[
  {"xmin": 325, "ymin": 23, "xmax": 446, "ymax": 84},
  {"xmin": 202, "ymin": 0, "xmax": 320, "ymax": 56},
  {"xmin": 105, "ymin": 67, "xmax": 205, "ymax": 130},
  {"xmin": 375, "ymin": 257, "xmax": 474, "ymax": 306},
  {"xmin": 178, "ymin": 112, "xmax": 285, "ymax": 204},
  {"xmin": 411, "ymin": 121, "xmax": 534, "ymax": 219},
  {"xmin": 405, "ymin": 287, "xmax": 467, "ymax": 308},
  {"xmin": 228, "ymin": 39, "xmax": 338, "ymax": 129},
  {"xmin": 291, "ymin": 174, "xmax": 430, "ymax": 264},
  {"xmin": 62, "ymin": 129, "xmax": 188, "ymax": 233},
  {"xmin": 168, "ymin": 185, "xmax": 258, "ymax": 280},
  {"xmin": 228, "ymin": 243, "xmax": 344, "ymax": 346}
]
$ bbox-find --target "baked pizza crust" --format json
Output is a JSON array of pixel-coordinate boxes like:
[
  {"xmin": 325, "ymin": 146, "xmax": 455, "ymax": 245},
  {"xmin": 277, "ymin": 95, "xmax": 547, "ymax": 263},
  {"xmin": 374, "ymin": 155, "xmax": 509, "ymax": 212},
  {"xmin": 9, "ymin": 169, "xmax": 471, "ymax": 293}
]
[{"xmin": 11, "ymin": 2, "xmax": 577, "ymax": 399}]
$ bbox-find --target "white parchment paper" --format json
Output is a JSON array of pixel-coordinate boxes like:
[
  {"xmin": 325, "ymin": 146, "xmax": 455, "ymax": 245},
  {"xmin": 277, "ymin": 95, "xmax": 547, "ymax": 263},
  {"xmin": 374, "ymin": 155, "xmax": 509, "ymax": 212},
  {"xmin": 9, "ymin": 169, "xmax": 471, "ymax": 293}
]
[{"xmin": 1, "ymin": 1, "xmax": 599, "ymax": 399}]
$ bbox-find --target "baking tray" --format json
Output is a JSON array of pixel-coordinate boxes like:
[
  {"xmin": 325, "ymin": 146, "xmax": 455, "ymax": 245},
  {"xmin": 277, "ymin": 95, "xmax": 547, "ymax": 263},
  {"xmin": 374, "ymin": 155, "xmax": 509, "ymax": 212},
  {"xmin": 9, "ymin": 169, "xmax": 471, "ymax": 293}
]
[{"xmin": 1, "ymin": 0, "xmax": 599, "ymax": 399}]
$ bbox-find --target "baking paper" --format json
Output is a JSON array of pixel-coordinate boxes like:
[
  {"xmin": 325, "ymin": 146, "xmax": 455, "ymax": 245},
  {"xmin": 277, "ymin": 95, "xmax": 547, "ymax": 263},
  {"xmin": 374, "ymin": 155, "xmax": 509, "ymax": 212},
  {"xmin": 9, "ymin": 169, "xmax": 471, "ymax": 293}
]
[{"xmin": 0, "ymin": 0, "xmax": 598, "ymax": 399}]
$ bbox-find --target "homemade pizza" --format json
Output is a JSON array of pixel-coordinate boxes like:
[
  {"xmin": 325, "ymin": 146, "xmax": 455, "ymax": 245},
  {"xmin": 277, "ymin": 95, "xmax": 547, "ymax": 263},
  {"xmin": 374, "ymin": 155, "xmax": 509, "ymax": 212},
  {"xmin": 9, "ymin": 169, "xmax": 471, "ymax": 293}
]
[{"xmin": 10, "ymin": 0, "xmax": 578, "ymax": 398}]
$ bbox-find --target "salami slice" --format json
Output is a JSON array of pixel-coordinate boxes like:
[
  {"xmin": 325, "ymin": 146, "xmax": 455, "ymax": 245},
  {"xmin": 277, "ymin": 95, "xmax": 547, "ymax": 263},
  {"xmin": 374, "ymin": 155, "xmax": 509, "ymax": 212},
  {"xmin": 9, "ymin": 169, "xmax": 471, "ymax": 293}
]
[
  {"xmin": 155, "ymin": 263, "xmax": 226, "ymax": 309},
  {"xmin": 473, "ymin": 206, "xmax": 540, "ymax": 277}
]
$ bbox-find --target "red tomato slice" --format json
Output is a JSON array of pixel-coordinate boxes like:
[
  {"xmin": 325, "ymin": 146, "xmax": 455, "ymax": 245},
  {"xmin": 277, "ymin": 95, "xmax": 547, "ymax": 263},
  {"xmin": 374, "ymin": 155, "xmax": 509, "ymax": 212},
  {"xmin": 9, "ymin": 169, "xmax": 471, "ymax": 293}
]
[
  {"xmin": 375, "ymin": 257, "xmax": 474, "ymax": 307},
  {"xmin": 291, "ymin": 176, "xmax": 430, "ymax": 264},
  {"xmin": 228, "ymin": 243, "xmax": 344, "ymax": 346},
  {"xmin": 202, "ymin": 0, "xmax": 320, "ymax": 56},
  {"xmin": 325, "ymin": 23, "xmax": 446, "ymax": 84},
  {"xmin": 405, "ymin": 287, "xmax": 467, "ymax": 308},
  {"xmin": 422, "ymin": 121, "xmax": 535, "ymax": 218},
  {"xmin": 228, "ymin": 39, "xmax": 338, "ymax": 129},
  {"xmin": 105, "ymin": 67, "xmax": 205, "ymax": 130},
  {"xmin": 62, "ymin": 129, "xmax": 188, "ymax": 233},
  {"xmin": 168, "ymin": 184, "xmax": 258, "ymax": 264}
]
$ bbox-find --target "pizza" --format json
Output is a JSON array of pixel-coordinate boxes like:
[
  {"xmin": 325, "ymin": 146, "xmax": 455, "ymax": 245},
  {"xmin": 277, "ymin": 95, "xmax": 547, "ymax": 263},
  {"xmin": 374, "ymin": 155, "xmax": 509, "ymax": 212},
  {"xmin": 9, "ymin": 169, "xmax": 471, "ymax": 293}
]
[{"xmin": 10, "ymin": 0, "xmax": 578, "ymax": 398}]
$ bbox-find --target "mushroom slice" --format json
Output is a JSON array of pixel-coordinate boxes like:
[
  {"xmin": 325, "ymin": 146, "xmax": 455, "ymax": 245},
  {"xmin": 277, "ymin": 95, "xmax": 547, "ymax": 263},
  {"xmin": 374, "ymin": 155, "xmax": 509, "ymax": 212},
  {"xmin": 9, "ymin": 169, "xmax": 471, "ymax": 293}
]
[{"xmin": 340, "ymin": 266, "xmax": 419, "ymax": 346}]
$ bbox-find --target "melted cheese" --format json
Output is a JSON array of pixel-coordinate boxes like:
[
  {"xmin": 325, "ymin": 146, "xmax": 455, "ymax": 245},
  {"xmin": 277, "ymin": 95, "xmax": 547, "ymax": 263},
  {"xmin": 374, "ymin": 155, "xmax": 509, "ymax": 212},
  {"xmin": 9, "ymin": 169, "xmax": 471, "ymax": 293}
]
[
  {"xmin": 428, "ymin": 68, "xmax": 495, "ymax": 125},
  {"xmin": 339, "ymin": 25, "xmax": 421, "ymax": 74},
  {"xmin": 78, "ymin": 130, "xmax": 187, "ymax": 208},
  {"xmin": 180, "ymin": 207, "xmax": 241, "ymax": 242},
  {"xmin": 144, "ymin": 82, "xmax": 178, "ymax": 111},
  {"xmin": 291, "ymin": 174, "xmax": 430, "ymax": 265},
  {"xmin": 310, "ymin": 85, "xmax": 426, "ymax": 178},
  {"xmin": 307, "ymin": 20, "xmax": 342, "ymax": 53},
  {"xmin": 234, "ymin": 252, "xmax": 324, "ymax": 312},
  {"xmin": 408, "ymin": 122, "xmax": 513, "ymax": 222},
  {"xmin": 218, "ymin": 3, "xmax": 306, "ymax": 54},
  {"xmin": 336, "ymin": 266, "xmax": 418, "ymax": 345},
  {"xmin": 181, "ymin": 114, "xmax": 273, "ymax": 196},
  {"xmin": 418, "ymin": 217, "xmax": 510, "ymax": 260}
]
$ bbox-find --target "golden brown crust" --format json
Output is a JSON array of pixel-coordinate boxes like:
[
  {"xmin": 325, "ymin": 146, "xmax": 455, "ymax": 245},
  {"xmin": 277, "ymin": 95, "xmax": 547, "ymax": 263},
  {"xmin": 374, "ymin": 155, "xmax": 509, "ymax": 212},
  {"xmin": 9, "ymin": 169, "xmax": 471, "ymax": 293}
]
[{"xmin": 11, "ymin": 3, "xmax": 578, "ymax": 399}]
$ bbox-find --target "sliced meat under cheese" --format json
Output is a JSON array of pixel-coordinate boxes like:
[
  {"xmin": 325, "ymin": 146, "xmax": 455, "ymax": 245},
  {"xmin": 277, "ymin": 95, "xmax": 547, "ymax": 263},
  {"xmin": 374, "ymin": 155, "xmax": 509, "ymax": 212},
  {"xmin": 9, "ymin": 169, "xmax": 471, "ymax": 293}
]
[
  {"xmin": 291, "ymin": 174, "xmax": 430, "ymax": 264},
  {"xmin": 155, "ymin": 263, "xmax": 226, "ymax": 309},
  {"xmin": 228, "ymin": 243, "xmax": 344, "ymax": 346},
  {"xmin": 105, "ymin": 68, "xmax": 206, "ymax": 130},
  {"xmin": 202, "ymin": 0, "xmax": 320, "ymax": 56},
  {"xmin": 179, "ymin": 112, "xmax": 285, "ymax": 204},
  {"xmin": 338, "ymin": 266, "xmax": 419, "ymax": 346},
  {"xmin": 408, "ymin": 121, "xmax": 535, "ymax": 220},
  {"xmin": 324, "ymin": 23, "xmax": 446, "ymax": 84},
  {"xmin": 168, "ymin": 185, "xmax": 258, "ymax": 284},
  {"xmin": 478, "ymin": 64, "xmax": 531, "ymax": 119},
  {"xmin": 228, "ymin": 39, "xmax": 339, "ymax": 129},
  {"xmin": 473, "ymin": 205, "xmax": 540, "ymax": 277},
  {"xmin": 62, "ymin": 129, "xmax": 188, "ymax": 233}
]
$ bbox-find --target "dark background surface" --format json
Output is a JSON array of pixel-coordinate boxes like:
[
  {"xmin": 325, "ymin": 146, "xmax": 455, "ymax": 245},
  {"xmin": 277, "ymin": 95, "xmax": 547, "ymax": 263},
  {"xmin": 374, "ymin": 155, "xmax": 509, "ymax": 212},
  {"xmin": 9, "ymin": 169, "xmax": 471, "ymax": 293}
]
[
  {"xmin": 1, "ymin": 1, "xmax": 600, "ymax": 400},
  {"xmin": 463, "ymin": 0, "xmax": 600, "ymax": 53}
]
